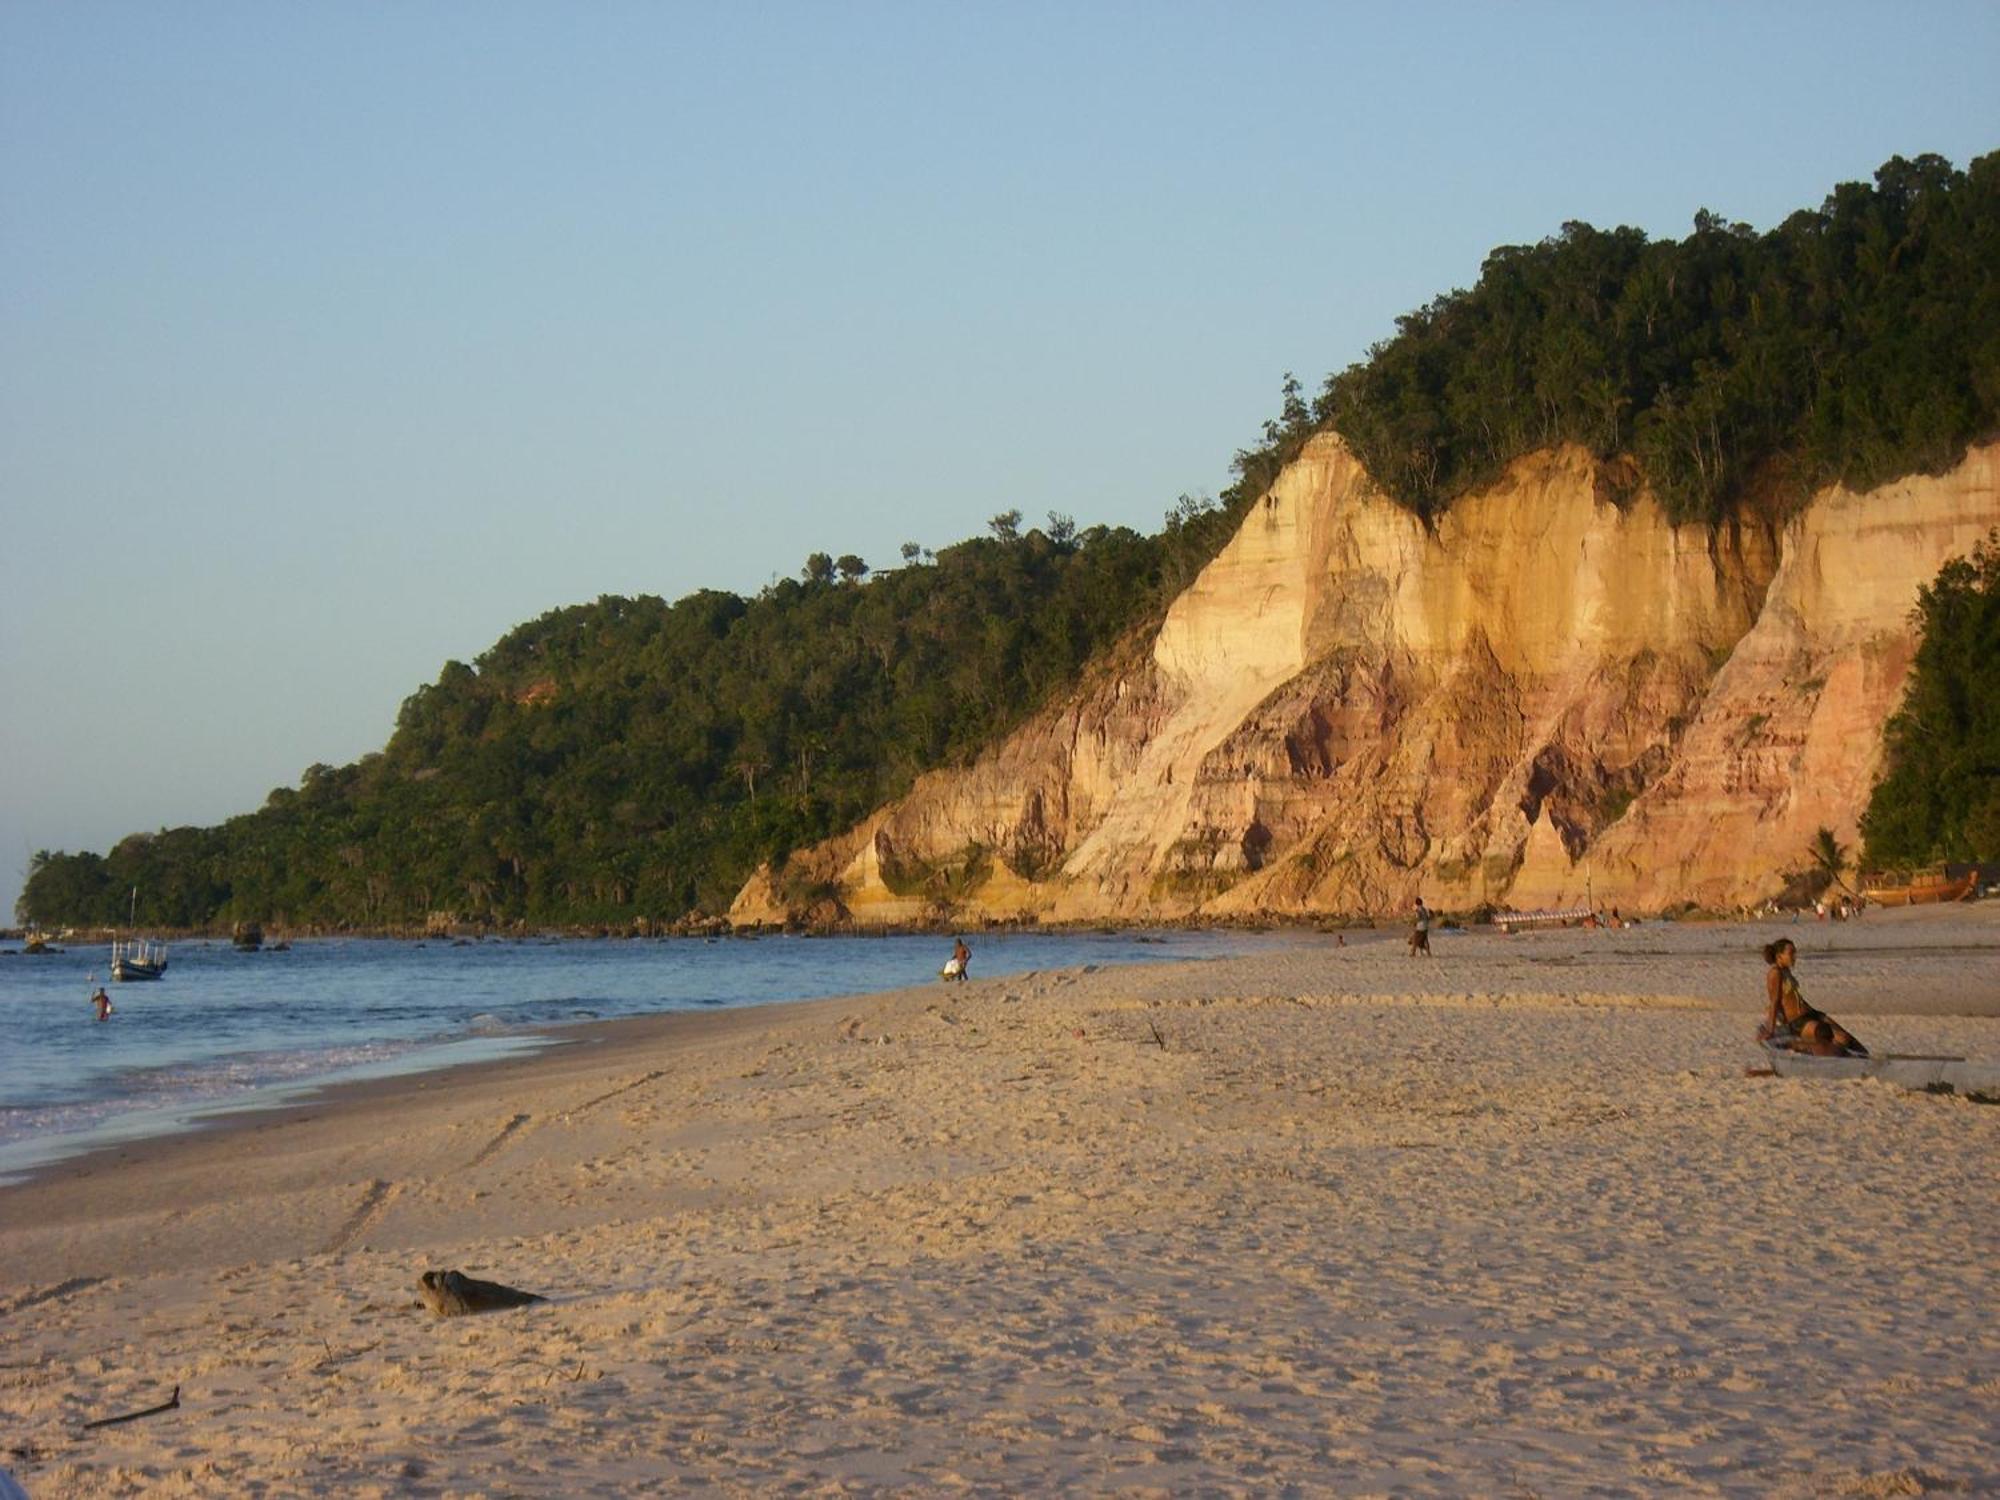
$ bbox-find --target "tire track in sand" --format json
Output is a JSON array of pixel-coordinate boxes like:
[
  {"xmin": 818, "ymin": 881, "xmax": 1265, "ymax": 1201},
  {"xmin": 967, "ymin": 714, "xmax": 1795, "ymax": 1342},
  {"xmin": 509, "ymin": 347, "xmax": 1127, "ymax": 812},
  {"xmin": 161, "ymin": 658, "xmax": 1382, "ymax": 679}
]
[
  {"xmin": 0, "ymin": 1276, "xmax": 104, "ymax": 1318},
  {"xmin": 465, "ymin": 1112, "xmax": 531, "ymax": 1170},
  {"xmin": 323, "ymin": 1179, "xmax": 400, "ymax": 1255},
  {"xmin": 563, "ymin": 1070, "xmax": 665, "ymax": 1119}
]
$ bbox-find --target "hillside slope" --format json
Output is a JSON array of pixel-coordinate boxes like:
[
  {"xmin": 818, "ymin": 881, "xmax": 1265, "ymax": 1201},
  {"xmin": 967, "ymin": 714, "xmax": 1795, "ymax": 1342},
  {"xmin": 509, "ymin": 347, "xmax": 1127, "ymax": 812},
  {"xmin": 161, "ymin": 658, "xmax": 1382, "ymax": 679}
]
[{"xmin": 732, "ymin": 434, "xmax": 2000, "ymax": 922}]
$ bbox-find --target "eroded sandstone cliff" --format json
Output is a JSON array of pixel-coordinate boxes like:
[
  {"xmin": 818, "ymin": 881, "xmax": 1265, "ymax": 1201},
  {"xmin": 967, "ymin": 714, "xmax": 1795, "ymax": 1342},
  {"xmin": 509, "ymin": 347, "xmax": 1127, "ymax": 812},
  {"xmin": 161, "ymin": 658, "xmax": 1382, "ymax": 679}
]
[{"xmin": 731, "ymin": 435, "xmax": 2000, "ymax": 923}]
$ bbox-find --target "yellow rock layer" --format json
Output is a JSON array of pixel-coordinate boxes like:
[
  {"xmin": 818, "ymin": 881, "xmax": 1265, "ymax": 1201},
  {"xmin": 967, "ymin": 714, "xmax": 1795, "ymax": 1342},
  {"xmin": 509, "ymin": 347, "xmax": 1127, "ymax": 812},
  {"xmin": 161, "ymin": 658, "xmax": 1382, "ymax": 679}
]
[{"xmin": 730, "ymin": 436, "xmax": 2000, "ymax": 924}]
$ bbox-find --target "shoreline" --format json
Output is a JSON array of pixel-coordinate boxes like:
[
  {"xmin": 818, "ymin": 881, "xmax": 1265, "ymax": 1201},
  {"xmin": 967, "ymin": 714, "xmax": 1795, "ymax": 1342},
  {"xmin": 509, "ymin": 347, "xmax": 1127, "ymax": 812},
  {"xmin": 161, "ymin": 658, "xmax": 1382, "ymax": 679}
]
[
  {"xmin": 7, "ymin": 904, "xmax": 1999, "ymax": 1202},
  {"xmin": 0, "ymin": 986, "xmax": 890, "ymax": 1277},
  {"xmin": 11, "ymin": 891, "xmax": 1949, "ymax": 947},
  {"xmin": 0, "ymin": 988, "xmax": 908, "ymax": 1248},
  {"xmin": 4, "ymin": 909, "xmax": 1997, "ymax": 1494},
  {"xmin": 5, "ymin": 909, "xmax": 1399, "ymax": 948},
  {"xmin": 0, "ymin": 928, "xmax": 1293, "ymax": 1194},
  {"xmin": 6, "ymin": 905, "xmax": 1996, "ymax": 1264}
]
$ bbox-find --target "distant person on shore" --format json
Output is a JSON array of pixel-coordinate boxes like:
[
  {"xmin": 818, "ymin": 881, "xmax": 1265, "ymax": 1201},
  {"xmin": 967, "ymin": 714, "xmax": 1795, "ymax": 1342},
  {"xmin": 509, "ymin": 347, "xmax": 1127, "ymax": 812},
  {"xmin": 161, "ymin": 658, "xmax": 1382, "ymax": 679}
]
[
  {"xmin": 1408, "ymin": 899, "xmax": 1432, "ymax": 957},
  {"xmin": 1757, "ymin": 939, "xmax": 1867, "ymax": 1056},
  {"xmin": 91, "ymin": 986, "xmax": 113, "ymax": 1023},
  {"xmin": 941, "ymin": 937, "xmax": 971, "ymax": 983}
]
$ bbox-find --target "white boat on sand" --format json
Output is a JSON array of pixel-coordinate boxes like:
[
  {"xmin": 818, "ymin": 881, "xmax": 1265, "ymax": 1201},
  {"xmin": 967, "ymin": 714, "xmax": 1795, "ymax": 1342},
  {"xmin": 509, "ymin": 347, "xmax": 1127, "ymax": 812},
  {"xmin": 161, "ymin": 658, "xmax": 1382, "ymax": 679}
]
[{"xmin": 1759, "ymin": 1039, "xmax": 1997, "ymax": 1099}]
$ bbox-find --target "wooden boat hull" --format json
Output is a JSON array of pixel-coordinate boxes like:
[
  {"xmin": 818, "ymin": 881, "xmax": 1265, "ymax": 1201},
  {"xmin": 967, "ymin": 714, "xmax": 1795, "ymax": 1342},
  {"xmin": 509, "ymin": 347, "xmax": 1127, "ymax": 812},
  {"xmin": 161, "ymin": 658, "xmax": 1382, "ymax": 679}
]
[
  {"xmin": 1859, "ymin": 871, "xmax": 1976, "ymax": 907},
  {"xmin": 111, "ymin": 959, "xmax": 166, "ymax": 981}
]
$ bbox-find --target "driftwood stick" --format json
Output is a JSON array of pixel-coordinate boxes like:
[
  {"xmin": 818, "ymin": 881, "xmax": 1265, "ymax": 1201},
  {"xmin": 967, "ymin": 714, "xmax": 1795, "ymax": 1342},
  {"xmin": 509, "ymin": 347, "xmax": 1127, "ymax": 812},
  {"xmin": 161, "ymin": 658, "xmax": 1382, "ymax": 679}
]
[
  {"xmin": 83, "ymin": 1385, "xmax": 180, "ymax": 1430},
  {"xmin": 1148, "ymin": 1021, "xmax": 1168, "ymax": 1051},
  {"xmin": 312, "ymin": 1340, "xmax": 382, "ymax": 1374}
]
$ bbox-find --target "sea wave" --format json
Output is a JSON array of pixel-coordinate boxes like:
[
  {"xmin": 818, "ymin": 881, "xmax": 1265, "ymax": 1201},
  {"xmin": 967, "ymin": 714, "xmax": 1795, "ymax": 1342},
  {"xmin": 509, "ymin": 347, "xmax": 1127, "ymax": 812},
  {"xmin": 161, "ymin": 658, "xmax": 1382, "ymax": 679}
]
[{"xmin": 0, "ymin": 1038, "xmax": 421, "ymax": 1147}]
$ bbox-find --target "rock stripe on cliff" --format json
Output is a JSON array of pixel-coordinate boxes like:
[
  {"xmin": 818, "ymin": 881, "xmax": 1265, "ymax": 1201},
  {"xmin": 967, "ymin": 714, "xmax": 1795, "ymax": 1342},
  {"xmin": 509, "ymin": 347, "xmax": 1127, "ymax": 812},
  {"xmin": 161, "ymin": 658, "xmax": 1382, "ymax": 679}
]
[{"xmin": 731, "ymin": 435, "xmax": 2000, "ymax": 922}]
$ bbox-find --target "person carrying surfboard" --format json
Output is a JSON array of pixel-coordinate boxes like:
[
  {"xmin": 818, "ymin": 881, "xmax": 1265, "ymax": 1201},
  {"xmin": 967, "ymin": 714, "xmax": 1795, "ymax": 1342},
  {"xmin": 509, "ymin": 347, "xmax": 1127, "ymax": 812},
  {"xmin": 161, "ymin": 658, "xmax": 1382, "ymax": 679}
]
[{"xmin": 941, "ymin": 936, "xmax": 971, "ymax": 983}]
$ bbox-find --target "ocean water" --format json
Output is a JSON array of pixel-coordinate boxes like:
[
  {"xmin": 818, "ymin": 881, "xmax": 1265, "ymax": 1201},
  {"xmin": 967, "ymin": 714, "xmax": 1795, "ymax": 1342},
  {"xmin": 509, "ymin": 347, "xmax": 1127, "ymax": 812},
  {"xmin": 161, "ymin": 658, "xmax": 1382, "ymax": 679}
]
[{"xmin": 0, "ymin": 929, "xmax": 1268, "ymax": 1182}]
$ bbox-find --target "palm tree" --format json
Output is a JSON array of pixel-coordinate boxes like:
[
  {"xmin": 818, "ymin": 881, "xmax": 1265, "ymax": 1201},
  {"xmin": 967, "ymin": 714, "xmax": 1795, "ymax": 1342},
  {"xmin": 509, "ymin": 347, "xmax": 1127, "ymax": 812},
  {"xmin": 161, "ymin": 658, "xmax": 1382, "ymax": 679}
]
[{"xmin": 1810, "ymin": 826, "xmax": 1852, "ymax": 896}]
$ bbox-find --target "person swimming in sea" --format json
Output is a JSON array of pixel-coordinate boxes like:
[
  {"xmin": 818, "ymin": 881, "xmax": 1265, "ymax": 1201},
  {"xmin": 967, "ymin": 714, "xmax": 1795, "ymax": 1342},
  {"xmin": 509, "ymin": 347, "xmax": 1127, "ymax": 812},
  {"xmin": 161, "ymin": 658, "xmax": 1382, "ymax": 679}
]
[
  {"xmin": 91, "ymin": 986, "xmax": 113, "ymax": 1023},
  {"xmin": 1756, "ymin": 938, "xmax": 1867, "ymax": 1056}
]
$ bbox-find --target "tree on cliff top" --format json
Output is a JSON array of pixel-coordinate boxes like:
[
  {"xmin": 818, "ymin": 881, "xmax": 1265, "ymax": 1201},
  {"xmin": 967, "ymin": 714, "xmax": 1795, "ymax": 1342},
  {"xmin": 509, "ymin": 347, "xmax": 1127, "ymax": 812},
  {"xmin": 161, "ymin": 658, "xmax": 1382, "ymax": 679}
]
[
  {"xmin": 1861, "ymin": 530, "xmax": 2000, "ymax": 868},
  {"xmin": 1319, "ymin": 151, "xmax": 2000, "ymax": 523}
]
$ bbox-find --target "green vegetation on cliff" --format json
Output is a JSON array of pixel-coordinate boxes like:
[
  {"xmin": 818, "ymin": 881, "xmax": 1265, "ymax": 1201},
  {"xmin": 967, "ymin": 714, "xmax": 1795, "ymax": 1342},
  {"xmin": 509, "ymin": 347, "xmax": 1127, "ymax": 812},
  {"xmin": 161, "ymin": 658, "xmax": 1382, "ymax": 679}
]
[
  {"xmin": 18, "ymin": 483, "xmax": 1287, "ymax": 929},
  {"xmin": 1861, "ymin": 531, "xmax": 2000, "ymax": 867},
  {"xmin": 21, "ymin": 152, "xmax": 1998, "ymax": 928},
  {"xmin": 1320, "ymin": 152, "xmax": 1999, "ymax": 522}
]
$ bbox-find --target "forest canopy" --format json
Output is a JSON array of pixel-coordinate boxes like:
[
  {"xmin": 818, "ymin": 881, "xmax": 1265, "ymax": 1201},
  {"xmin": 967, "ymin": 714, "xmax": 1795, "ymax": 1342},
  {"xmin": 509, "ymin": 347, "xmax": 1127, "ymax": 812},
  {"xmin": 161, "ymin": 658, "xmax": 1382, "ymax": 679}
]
[
  {"xmin": 1319, "ymin": 151, "xmax": 1999, "ymax": 522},
  {"xmin": 20, "ymin": 152, "xmax": 1999, "ymax": 928}
]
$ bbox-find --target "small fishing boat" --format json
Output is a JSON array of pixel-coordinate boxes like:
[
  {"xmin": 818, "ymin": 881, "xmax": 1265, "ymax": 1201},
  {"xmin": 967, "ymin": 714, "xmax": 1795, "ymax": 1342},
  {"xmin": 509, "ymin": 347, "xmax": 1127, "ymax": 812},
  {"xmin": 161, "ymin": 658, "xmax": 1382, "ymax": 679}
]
[
  {"xmin": 1759, "ymin": 1039, "xmax": 1997, "ymax": 1099},
  {"xmin": 1858, "ymin": 864, "xmax": 1979, "ymax": 907},
  {"xmin": 111, "ymin": 937, "xmax": 169, "ymax": 981}
]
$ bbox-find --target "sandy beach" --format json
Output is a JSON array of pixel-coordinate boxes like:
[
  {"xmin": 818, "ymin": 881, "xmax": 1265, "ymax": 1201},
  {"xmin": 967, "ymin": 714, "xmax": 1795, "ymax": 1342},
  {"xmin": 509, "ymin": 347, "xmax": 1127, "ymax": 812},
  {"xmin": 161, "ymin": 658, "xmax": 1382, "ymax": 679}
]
[{"xmin": 3, "ymin": 907, "xmax": 1997, "ymax": 1496}]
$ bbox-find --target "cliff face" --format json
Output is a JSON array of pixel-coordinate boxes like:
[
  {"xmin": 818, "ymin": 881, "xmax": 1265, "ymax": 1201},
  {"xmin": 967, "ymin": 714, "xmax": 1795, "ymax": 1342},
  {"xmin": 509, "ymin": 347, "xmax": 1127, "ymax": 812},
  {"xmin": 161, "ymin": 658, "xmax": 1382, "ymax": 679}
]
[{"xmin": 731, "ymin": 436, "xmax": 2000, "ymax": 924}]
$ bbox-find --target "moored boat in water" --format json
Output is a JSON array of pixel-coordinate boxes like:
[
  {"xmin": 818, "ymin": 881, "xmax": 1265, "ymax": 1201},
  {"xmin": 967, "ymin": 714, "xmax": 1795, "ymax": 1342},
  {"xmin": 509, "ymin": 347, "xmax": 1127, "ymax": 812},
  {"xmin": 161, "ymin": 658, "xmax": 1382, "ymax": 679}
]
[
  {"xmin": 111, "ymin": 936, "xmax": 169, "ymax": 981},
  {"xmin": 110, "ymin": 888, "xmax": 168, "ymax": 980}
]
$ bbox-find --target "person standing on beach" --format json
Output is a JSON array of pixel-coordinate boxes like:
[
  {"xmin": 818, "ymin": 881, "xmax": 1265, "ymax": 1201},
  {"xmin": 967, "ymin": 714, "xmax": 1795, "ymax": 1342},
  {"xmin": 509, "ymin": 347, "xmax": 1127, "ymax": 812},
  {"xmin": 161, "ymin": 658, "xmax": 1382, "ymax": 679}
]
[
  {"xmin": 1408, "ymin": 899, "xmax": 1432, "ymax": 957},
  {"xmin": 942, "ymin": 936, "xmax": 971, "ymax": 982}
]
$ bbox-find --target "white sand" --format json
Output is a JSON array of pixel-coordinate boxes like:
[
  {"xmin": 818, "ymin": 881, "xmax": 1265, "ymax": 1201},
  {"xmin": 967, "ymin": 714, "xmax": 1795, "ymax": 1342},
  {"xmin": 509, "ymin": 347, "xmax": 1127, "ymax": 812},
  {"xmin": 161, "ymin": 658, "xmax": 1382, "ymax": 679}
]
[{"xmin": 3, "ymin": 907, "xmax": 1996, "ymax": 1496}]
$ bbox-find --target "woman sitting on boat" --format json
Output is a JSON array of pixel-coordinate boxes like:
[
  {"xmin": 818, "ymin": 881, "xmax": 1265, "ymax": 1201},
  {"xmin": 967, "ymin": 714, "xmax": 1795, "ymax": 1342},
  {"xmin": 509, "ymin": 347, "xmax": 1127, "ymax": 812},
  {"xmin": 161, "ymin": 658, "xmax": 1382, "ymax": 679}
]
[{"xmin": 1757, "ymin": 939, "xmax": 1867, "ymax": 1056}]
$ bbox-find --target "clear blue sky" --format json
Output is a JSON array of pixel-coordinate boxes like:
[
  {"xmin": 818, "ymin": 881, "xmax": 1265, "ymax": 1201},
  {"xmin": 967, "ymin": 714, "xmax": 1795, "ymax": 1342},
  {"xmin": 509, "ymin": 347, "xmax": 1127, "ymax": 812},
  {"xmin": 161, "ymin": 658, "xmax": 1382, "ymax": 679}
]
[{"xmin": 3, "ymin": 1, "xmax": 1996, "ymax": 920}]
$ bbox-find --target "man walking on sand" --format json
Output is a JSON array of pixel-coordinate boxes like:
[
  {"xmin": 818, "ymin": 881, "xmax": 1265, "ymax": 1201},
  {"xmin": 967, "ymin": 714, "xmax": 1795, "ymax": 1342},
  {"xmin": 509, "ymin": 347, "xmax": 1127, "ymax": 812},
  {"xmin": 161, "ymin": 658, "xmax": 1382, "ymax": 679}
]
[{"xmin": 1409, "ymin": 898, "xmax": 1432, "ymax": 957}]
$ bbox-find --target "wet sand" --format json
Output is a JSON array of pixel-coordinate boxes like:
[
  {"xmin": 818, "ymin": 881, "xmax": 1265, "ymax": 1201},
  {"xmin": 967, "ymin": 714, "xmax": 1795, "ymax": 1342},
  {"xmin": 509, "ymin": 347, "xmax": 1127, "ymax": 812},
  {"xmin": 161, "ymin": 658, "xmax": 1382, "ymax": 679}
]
[{"xmin": 3, "ymin": 906, "xmax": 1997, "ymax": 1495}]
